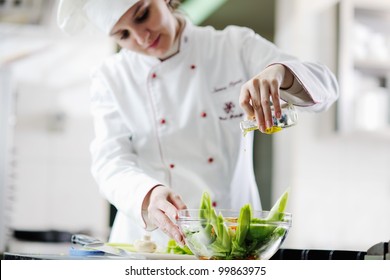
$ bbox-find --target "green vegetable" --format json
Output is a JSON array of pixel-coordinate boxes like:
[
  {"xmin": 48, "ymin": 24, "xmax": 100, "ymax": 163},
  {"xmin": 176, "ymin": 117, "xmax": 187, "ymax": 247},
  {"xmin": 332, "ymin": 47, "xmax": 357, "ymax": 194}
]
[
  {"xmin": 199, "ymin": 192, "xmax": 231, "ymax": 256},
  {"xmin": 246, "ymin": 189, "xmax": 290, "ymax": 244},
  {"xmin": 231, "ymin": 204, "xmax": 252, "ymax": 257},
  {"xmin": 166, "ymin": 239, "xmax": 193, "ymax": 255},
  {"xmin": 235, "ymin": 204, "xmax": 251, "ymax": 246},
  {"xmin": 267, "ymin": 188, "xmax": 289, "ymax": 220},
  {"xmin": 183, "ymin": 189, "xmax": 291, "ymax": 259}
]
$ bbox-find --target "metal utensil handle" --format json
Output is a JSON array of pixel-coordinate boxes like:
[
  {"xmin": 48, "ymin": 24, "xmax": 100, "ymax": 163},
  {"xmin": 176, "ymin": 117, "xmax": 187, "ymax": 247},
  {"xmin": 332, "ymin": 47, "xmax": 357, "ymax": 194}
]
[{"xmin": 71, "ymin": 234, "xmax": 103, "ymax": 246}]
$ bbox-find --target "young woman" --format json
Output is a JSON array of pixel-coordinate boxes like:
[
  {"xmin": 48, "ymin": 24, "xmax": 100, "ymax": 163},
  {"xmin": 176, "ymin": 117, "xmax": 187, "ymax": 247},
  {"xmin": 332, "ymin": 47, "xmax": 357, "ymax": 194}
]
[{"xmin": 58, "ymin": 0, "xmax": 338, "ymax": 247}]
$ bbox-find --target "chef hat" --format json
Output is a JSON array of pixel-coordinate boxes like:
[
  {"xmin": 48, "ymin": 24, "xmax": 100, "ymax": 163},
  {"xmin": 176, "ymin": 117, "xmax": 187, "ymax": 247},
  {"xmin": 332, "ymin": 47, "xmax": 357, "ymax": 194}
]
[{"xmin": 57, "ymin": 0, "xmax": 140, "ymax": 35}]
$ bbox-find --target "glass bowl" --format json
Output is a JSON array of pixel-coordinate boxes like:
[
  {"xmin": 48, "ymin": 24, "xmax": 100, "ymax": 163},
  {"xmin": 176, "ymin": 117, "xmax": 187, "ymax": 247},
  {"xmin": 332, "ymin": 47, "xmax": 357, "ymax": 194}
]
[{"xmin": 177, "ymin": 209, "xmax": 292, "ymax": 260}]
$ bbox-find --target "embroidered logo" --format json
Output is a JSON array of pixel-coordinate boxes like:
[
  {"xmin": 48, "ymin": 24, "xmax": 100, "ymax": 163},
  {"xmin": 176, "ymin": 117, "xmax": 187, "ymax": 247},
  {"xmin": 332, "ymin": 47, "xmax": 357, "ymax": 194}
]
[
  {"xmin": 224, "ymin": 102, "xmax": 235, "ymax": 114},
  {"xmin": 219, "ymin": 101, "xmax": 243, "ymax": 121}
]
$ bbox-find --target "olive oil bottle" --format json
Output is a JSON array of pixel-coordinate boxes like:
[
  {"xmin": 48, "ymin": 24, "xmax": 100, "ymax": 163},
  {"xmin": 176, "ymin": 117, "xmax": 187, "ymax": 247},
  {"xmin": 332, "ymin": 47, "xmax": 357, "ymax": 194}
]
[{"xmin": 240, "ymin": 103, "xmax": 298, "ymax": 136}]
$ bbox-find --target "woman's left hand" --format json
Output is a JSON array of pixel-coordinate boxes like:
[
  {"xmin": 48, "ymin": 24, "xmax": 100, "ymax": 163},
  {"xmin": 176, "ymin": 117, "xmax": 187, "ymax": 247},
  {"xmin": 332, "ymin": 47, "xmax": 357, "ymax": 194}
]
[
  {"xmin": 144, "ymin": 186, "xmax": 187, "ymax": 246},
  {"xmin": 239, "ymin": 64, "xmax": 294, "ymax": 132}
]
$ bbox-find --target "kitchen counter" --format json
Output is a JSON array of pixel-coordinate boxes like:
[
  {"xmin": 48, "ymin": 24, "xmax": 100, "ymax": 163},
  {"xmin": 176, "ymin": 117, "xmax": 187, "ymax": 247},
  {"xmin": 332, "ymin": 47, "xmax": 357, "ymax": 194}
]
[
  {"xmin": 3, "ymin": 252, "xmax": 139, "ymax": 260},
  {"xmin": 3, "ymin": 239, "xmax": 388, "ymax": 260},
  {"xmin": 2, "ymin": 248, "xmax": 370, "ymax": 260},
  {"xmin": 3, "ymin": 239, "xmax": 195, "ymax": 260}
]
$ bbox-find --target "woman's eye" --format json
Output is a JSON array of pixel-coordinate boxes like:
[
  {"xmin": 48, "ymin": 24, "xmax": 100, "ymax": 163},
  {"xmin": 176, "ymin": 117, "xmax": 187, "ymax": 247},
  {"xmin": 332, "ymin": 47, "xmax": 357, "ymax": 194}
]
[
  {"xmin": 135, "ymin": 8, "xmax": 149, "ymax": 23},
  {"xmin": 120, "ymin": 30, "xmax": 130, "ymax": 40}
]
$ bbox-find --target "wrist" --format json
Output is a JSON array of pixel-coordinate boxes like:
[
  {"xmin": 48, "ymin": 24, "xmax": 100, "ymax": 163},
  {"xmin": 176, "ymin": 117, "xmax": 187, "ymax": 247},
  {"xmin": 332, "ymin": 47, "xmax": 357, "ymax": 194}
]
[
  {"xmin": 141, "ymin": 184, "xmax": 165, "ymax": 230},
  {"xmin": 280, "ymin": 66, "xmax": 294, "ymax": 90},
  {"xmin": 142, "ymin": 184, "xmax": 165, "ymax": 210}
]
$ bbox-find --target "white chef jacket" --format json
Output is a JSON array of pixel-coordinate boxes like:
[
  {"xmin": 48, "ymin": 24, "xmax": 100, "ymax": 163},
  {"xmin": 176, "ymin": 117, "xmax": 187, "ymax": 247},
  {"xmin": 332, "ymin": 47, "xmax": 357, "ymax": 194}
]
[{"xmin": 89, "ymin": 19, "xmax": 338, "ymax": 245}]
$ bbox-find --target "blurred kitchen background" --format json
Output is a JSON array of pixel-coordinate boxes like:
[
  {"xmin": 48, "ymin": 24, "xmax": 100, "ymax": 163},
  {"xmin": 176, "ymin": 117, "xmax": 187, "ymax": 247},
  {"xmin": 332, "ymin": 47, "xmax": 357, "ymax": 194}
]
[{"xmin": 1, "ymin": 0, "xmax": 389, "ymax": 254}]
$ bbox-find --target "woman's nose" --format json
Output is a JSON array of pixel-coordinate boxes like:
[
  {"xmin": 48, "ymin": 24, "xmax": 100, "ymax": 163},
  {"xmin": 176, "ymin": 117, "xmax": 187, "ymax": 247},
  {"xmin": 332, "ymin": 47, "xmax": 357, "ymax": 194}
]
[{"xmin": 133, "ymin": 28, "xmax": 150, "ymax": 47}]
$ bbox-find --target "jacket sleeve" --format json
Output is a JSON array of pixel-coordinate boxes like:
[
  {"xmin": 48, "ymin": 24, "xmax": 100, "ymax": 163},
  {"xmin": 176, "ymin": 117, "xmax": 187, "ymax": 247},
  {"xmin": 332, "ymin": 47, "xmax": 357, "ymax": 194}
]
[
  {"xmin": 89, "ymin": 72, "xmax": 161, "ymax": 230},
  {"xmin": 236, "ymin": 27, "xmax": 339, "ymax": 112}
]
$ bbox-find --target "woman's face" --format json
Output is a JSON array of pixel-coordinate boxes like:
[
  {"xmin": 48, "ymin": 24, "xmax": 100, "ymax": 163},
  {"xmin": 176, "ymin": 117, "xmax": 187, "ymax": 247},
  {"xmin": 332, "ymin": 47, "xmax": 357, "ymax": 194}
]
[{"xmin": 110, "ymin": 0, "xmax": 179, "ymax": 58}]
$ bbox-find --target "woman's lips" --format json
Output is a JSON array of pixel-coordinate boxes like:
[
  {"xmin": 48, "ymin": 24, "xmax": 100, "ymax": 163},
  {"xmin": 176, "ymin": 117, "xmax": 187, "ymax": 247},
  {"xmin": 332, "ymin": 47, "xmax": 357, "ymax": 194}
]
[{"xmin": 148, "ymin": 35, "xmax": 161, "ymax": 49}]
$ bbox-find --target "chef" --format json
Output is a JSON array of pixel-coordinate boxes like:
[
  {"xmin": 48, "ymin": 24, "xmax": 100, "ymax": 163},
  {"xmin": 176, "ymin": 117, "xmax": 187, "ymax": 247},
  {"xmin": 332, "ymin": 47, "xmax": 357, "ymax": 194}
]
[{"xmin": 57, "ymin": 0, "xmax": 339, "ymax": 247}]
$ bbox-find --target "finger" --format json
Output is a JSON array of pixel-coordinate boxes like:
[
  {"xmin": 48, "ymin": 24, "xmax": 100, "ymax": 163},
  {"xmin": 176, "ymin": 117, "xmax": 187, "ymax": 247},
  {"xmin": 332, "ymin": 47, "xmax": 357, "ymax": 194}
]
[
  {"xmin": 253, "ymin": 102, "xmax": 265, "ymax": 133},
  {"xmin": 269, "ymin": 79, "xmax": 282, "ymax": 119},
  {"xmin": 168, "ymin": 193, "xmax": 187, "ymax": 212},
  {"xmin": 154, "ymin": 199, "xmax": 179, "ymax": 221},
  {"xmin": 247, "ymin": 80, "xmax": 266, "ymax": 132},
  {"xmin": 239, "ymin": 87, "xmax": 255, "ymax": 118},
  {"xmin": 258, "ymin": 80, "xmax": 273, "ymax": 130},
  {"xmin": 248, "ymin": 79, "xmax": 261, "ymax": 113},
  {"xmin": 152, "ymin": 210, "xmax": 185, "ymax": 245}
]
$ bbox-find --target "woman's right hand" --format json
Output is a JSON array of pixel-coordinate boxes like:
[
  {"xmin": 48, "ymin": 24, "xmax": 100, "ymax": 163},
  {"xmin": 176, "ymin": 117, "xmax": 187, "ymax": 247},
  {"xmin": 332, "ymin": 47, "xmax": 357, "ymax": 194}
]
[
  {"xmin": 239, "ymin": 64, "xmax": 294, "ymax": 132},
  {"xmin": 145, "ymin": 185, "xmax": 187, "ymax": 246}
]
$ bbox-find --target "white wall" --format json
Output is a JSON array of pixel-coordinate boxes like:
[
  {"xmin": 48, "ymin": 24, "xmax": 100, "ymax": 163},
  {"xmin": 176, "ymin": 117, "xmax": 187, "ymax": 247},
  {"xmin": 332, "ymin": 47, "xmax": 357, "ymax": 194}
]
[
  {"xmin": 3, "ymin": 23, "xmax": 115, "ymax": 243},
  {"xmin": 0, "ymin": 65, "xmax": 15, "ymax": 252},
  {"xmin": 274, "ymin": 0, "xmax": 390, "ymax": 251}
]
